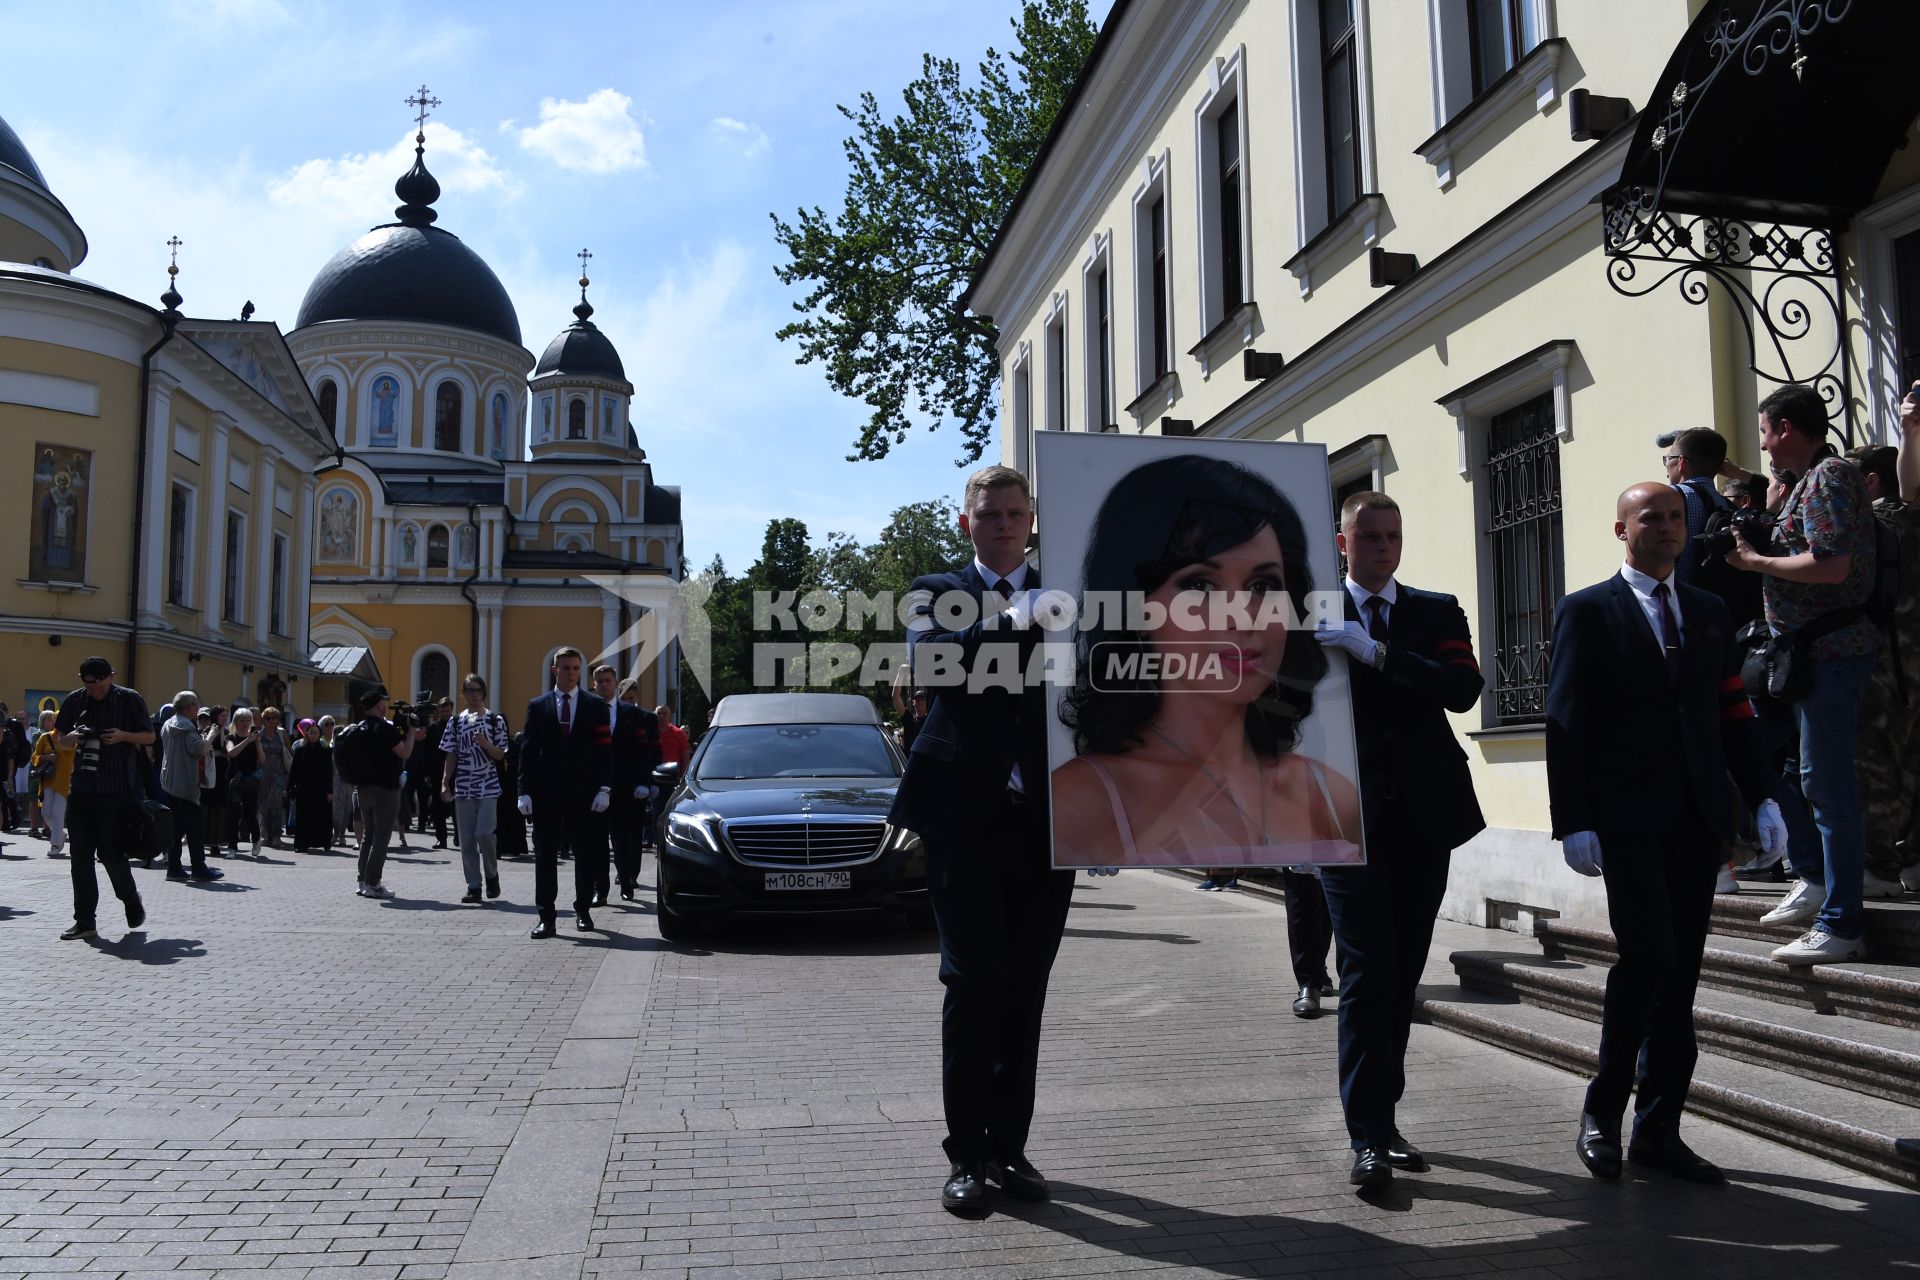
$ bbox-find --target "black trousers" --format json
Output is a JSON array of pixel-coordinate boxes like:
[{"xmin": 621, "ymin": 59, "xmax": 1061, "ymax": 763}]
[
  {"xmin": 410, "ymin": 774, "xmax": 448, "ymax": 842},
  {"xmin": 1320, "ymin": 800, "xmax": 1451, "ymax": 1151},
  {"xmin": 66, "ymin": 797, "xmax": 142, "ymax": 928},
  {"xmin": 609, "ymin": 793, "xmax": 644, "ymax": 891},
  {"xmin": 1281, "ymin": 869, "xmax": 1334, "ymax": 988},
  {"xmin": 1585, "ymin": 809, "xmax": 1719, "ymax": 1141},
  {"xmin": 532, "ymin": 797, "xmax": 604, "ymax": 920},
  {"xmin": 163, "ymin": 793, "xmax": 206, "ymax": 871},
  {"xmin": 924, "ymin": 803, "xmax": 1075, "ymax": 1167}
]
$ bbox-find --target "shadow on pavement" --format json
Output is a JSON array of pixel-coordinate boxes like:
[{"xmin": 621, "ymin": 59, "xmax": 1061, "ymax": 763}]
[
  {"xmin": 85, "ymin": 932, "xmax": 207, "ymax": 965},
  {"xmin": 694, "ymin": 912, "xmax": 940, "ymax": 959},
  {"xmin": 1069, "ymin": 899, "xmax": 1138, "ymax": 911},
  {"xmin": 0, "ymin": 905, "xmax": 36, "ymax": 920},
  {"xmin": 1062, "ymin": 926, "xmax": 1199, "ymax": 945}
]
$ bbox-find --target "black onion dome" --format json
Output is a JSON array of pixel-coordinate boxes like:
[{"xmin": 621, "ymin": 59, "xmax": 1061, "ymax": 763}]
[
  {"xmin": 534, "ymin": 298, "xmax": 626, "ymax": 380},
  {"xmin": 294, "ymin": 141, "xmax": 520, "ymax": 345},
  {"xmin": 0, "ymin": 114, "xmax": 48, "ymax": 190}
]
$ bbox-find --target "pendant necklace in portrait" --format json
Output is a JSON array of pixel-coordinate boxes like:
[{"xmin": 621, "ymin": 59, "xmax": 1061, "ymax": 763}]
[{"xmin": 1145, "ymin": 726, "xmax": 1268, "ymax": 844}]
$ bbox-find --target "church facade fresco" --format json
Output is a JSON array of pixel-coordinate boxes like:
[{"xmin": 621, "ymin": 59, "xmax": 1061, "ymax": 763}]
[{"xmin": 28, "ymin": 443, "xmax": 88, "ymax": 583}]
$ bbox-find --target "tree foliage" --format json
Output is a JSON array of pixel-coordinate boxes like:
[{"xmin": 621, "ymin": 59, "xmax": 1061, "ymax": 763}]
[{"xmin": 771, "ymin": 0, "xmax": 1100, "ymax": 465}]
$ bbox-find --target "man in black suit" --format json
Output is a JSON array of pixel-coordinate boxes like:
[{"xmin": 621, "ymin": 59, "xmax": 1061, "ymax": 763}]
[
  {"xmin": 890, "ymin": 464, "xmax": 1075, "ymax": 1218},
  {"xmin": 1548, "ymin": 482, "xmax": 1785, "ymax": 1184},
  {"xmin": 1314, "ymin": 491, "xmax": 1485, "ymax": 1187},
  {"xmin": 517, "ymin": 647, "xmax": 614, "ymax": 938},
  {"xmin": 595, "ymin": 666, "xmax": 661, "ymax": 903}
]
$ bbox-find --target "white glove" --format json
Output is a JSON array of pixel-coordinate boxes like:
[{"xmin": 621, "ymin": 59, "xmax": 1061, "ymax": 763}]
[
  {"xmin": 634, "ymin": 784, "xmax": 648, "ymax": 800},
  {"xmin": 1755, "ymin": 799, "xmax": 1788, "ymax": 858},
  {"xmin": 1084, "ymin": 866, "xmax": 1119, "ymax": 877},
  {"xmin": 1314, "ymin": 621, "xmax": 1378, "ymax": 664},
  {"xmin": 1562, "ymin": 830, "xmax": 1603, "ymax": 877},
  {"xmin": 591, "ymin": 789, "xmax": 610, "ymax": 814},
  {"xmin": 517, "ymin": 795, "xmax": 533, "ymax": 818}
]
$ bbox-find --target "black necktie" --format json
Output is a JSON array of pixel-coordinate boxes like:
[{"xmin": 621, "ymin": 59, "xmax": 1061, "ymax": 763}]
[
  {"xmin": 559, "ymin": 692, "xmax": 571, "ymax": 736},
  {"xmin": 1365, "ymin": 597, "xmax": 1389, "ymax": 644},
  {"xmin": 1652, "ymin": 582, "xmax": 1682, "ymax": 685},
  {"xmin": 993, "ymin": 577, "xmax": 1014, "ymax": 600}
]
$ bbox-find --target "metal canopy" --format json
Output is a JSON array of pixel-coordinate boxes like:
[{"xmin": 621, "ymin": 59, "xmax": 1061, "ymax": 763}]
[{"xmin": 1601, "ymin": 1, "xmax": 1920, "ymax": 440}]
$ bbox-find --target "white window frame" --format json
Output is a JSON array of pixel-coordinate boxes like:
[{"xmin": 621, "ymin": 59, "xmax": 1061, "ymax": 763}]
[
  {"xmin": 1042, "ymin": 291, "xmax": 1069, "ymax": 433},
  {"xmin": 1131, "ymin": 151, "xmax": 1175, "ymax": 397},
  {"xmin": 411, "ymin": 644, "xmax": 459, "ymax": 703},
  {"xmin": 270, "ymin": 531, "xmax": 289, "ymax": 636},
  {"xmin": 1289, "ymin": 0, "xmax": 1379, "ymax": 249},
  {"xmin": 1194, "ymin": 46, "xmax": 1253, "ymax": 338},
  {"xmin": 1008, "ymin": 341, "xmax": 1034, "ymax": 474},
  {"xmin": 1080, "ymin": 233, "xmax": 1115, "ymax": 432},
  {"xmin": 167, "ymin": 480, "xmax": 197, "ymax": 610},
  {"xmin": 223, "ymin": 510, "xmax": 248, "ymax": 624},
  {"xmin": 1855, "ymin": 183, "xmax": 1920, "ymax": 443},
  {"xmin": 1420, "ymin": 0, "xmax": 1561, "ymax": 189}
]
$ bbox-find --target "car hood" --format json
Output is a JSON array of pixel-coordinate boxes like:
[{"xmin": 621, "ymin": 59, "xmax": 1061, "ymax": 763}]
[{"xmin": 682, "ymin": 780, "xmax": 897, "ymax": 820}]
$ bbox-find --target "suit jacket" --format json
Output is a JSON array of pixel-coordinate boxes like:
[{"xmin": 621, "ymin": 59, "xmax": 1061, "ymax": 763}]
[
  {"xmin": 1546, "ymin": 573, "xmax": 1766, "ymax": 844},
  {"xmin": 888, "ymin": 562, "xmax": 1049, "ymax": 839},
  {"xmin": 1345, "ymin": 584, "xmax": 1487, "ymax": 853},
  {"xmin": 609, "ymin": 701, "xmax": 663, "ymax": 795},
  {"xmin": 517, "ymin": 688, "xmax": 613, "ymax": 805}
]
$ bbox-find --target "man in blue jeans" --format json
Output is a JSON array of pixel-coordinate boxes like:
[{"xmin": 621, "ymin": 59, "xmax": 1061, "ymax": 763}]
[{"xmin": 1725, "ymin": 384, "xmax": 1880, "ymax": 965}]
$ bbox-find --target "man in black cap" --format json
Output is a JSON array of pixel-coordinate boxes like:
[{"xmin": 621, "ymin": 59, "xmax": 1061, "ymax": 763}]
[{"xmin": 54, "ymin": 657, "xmax": 153, "ymax": 939}]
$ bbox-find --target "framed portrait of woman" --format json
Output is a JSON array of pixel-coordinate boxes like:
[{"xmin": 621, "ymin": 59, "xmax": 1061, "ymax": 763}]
[{"xmin": 1035, "ymin": 432, "xmax": 1364, "ymax": 870}]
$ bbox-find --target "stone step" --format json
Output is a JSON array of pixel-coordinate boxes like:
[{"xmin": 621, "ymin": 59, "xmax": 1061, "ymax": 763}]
[
  {"xmin": 1710, "ymin": 887, "xmax": 1920, "ymax": 963},
  {"xmin": 1451, "ymin": 948, "xmax": 1920, "ymax": 1107},
  {"xmin": 1420, "ymin": 989, "xmax": 1920, "ymax": 1189},
  {"xmin": 1535, "ymin": 918, "xmax": 1920, "ymax": 1031}
]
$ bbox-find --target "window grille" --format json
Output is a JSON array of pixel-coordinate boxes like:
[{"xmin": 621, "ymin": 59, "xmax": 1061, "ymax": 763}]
[{"xmin": 1485, "ymin": 392, "xmax": 1562, "ymax": 724}]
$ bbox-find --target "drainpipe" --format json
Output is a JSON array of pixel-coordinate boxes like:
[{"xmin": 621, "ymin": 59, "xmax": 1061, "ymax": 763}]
[
  {"xmin": 460, "ymin": 501, "xmax": 482, "ymax": 680},
  {"xmin": 128, "ymin": 291, "xmax": 184, "ymax": 691}
]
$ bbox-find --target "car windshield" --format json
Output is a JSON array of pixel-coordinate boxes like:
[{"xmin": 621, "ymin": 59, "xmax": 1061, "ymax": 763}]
[{"xmin": 694, "ymin": 724, "xmax": 899, "ymax": 781}]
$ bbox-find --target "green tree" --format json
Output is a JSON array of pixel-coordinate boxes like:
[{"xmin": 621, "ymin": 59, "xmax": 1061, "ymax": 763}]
[{"xmin": 771, "ymin": 0, "xmax": 1100, "ymax": 464}]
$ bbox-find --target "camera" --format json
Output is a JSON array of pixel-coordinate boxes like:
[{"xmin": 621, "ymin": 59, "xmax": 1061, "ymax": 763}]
[{"xmin": 1695, "ymin": 507, "xmax": 1777, "ymax": 565}]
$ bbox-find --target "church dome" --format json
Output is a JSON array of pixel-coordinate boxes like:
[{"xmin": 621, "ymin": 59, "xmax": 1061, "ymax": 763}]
[
  {"xmin": 534, "ymin": 296, "xmax": 625, "ymax": 380},
  {"xmin": 295, "ymin": 136, "xmax": 520, "ymax": 345},
  {"xmin": 0, "ymin": 111, "xmax": 86, "ymax": 270},
  {"xmin": 0, "ymin": 114, "xmax": 49, "ymax": 190}
]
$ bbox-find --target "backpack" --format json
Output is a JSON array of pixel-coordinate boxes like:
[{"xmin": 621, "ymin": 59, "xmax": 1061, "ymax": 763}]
[
  {"xmin": 333, "ymin": 722, "xmax": 376, "ymax": 786},
  {"xmin": 1867, "ymin": 504, "xmax": 1907, "ymax": 703}
]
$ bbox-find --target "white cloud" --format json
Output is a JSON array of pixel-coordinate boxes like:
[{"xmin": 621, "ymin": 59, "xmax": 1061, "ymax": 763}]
[
  {"xmin": 270, "ymin": 124, "xmax": 517, "ymax": 227},
  {"xmin": 514, "ymin": 90, "xmax": 648, "ymax": 174},
  {"xmin": 708, "ymin": 117, "xmax": 770, "ymax": 158}
]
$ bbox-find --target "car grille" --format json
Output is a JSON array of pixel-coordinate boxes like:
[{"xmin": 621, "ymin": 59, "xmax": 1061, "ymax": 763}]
[{"xmin": 723, "ymin": 818, "xmax": 888, "ymax": 869}]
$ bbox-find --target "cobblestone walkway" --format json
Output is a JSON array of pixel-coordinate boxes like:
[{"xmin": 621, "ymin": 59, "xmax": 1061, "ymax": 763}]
[{"xmin": 0, "ymin": 829, "xmax": 1910, "ymax": 1279}]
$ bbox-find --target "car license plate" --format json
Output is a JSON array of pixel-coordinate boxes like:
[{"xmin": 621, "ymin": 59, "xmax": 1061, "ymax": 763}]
[{"xmin": 765, "ymin": 870, "xmax": 851, "ymax": 891}]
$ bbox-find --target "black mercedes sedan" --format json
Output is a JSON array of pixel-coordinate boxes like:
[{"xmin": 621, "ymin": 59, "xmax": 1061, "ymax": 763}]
[{"xmin": 653, "ymin": 692, "xmax": 928, "ymax": 941}]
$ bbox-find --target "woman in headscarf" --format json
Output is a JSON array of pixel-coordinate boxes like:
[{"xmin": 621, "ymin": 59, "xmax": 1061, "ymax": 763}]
[{"xmin": 288, "ymin": 718, "xmax": 334, "ymax": 852}]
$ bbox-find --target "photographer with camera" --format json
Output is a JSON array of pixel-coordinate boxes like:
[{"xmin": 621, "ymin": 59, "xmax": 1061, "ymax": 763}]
[
  {"xmin": 1664, "ymin": 429, "xmax": 1764, "ymax": 631},
  {"xmin": 53, "ymin": 657, "xmax": 153, "ymax": 940},
  {"xmin": 335, "ymin": 688, "xmax": 413, "ymax": 900},
  {"xmin": 1724, "ymin": 385, "xmax": 1880, "ymax": 964}
]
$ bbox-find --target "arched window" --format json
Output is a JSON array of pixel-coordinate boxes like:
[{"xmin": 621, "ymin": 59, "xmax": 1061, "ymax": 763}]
[
  {"xmin": 602, "ymin": 399, "xmax": 616, "ymax": 439},
  {"xmin": 316, "ymin": 379, "xmax": 338, "ymax": 435},
  {"xmin": 427, "ymin": 525, "xmax": 450, "ymax": 569},
  {"xmin": 490, "ymin": 392, "xmax": 509, "ymax": 460},
  {"xmin": 435, "ymin": 381, "xmax": 462, "ymax": 452},
  {"xmin": 568, "ymin": 398, "xmax": 587, "ymax": 439},
  {"xmin": 419, "ymin": 651, "xmax": 452, "ymax": 703}
]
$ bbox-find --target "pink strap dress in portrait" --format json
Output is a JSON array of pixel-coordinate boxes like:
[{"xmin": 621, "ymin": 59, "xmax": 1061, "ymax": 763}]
[{"xmin": 1080, "ymin": 754, "xmax": 1360, "ymax": 866}]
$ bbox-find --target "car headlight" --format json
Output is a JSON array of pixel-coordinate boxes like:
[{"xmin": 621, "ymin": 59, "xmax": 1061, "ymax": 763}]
[
  {"xmin": 666, "ymin": 812, "xmax": 721, "ymax": 853},
  {"xmin": 882, "ymin": 823, "xmax": 920, "ymax": 854}
]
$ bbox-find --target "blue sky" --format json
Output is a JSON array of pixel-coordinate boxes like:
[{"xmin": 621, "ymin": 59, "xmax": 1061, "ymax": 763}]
[{"xmin": 4, "ymin": 0, "xmax": 1111, "ymax": 575}]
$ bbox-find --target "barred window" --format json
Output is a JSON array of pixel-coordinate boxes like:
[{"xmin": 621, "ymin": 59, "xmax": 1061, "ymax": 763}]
[{"xmin": 1485, "ymin": 392, "xmax": 1562, "ymax": 724}]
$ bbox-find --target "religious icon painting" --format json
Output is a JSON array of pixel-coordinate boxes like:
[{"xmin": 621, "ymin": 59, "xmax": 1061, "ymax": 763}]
[
  {"xmin": 29, "ymin": 444, "xmax": 90, "ymax": 584},
  {"xmin": 371, "ymin": 375, "xmax": 400, "ymax": 446},
  {"xmin": 1035, "ymin": 432, "xmax": 1365, "ymax": 870}
]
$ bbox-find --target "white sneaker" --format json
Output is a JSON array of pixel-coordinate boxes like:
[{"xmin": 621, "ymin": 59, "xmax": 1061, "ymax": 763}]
[
  {"xmin": 364, "ymin": 883, "xmax": 393, "ymax": 900},
  {"xmin": 1771, "ymin": 928, "xmax": 1866, "ymax": 965},
  {"xmin": 1862, "ymin": 872, "xmax": 1905, "ymax": 900},
  {"xmin": 354, "ymin": 882, "xmax": 368, "ymax": 897},
  {"xmin": 1902, "ymin": 865, "xmax": 1920, "ymax": 894},
  {"xmin": 1759, "ymin": 879, "xmax": 1826, "ymax": 926},
  {"xmin": 250, "ymin": 840, "xmax": 262, "ymax": 858},
  {"xmin": 1714, "ymin": 865, "xmax": 1739, "ymax": 895}
]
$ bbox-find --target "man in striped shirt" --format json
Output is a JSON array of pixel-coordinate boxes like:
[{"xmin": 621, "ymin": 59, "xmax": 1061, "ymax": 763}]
[{"xmin": 441, "ymin": 673, "xmax": 510, "ymax": 904}]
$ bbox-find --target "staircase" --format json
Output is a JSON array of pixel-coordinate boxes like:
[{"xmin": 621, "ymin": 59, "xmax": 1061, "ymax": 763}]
[{"xmin": 1420, "ymin": 884, "xmax": 1920, "ymax": 1188}]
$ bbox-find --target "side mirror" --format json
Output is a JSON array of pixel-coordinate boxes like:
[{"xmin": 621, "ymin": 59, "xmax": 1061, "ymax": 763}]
[{"xmin": 652, "ymin": 762, "xmax": 681, "ymax": 785}]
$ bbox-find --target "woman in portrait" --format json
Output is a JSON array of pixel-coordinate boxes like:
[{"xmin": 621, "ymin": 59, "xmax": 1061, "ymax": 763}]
[{"xmin": 1052, "ymin": 454, "xmax": 1361, "ymax": 868}]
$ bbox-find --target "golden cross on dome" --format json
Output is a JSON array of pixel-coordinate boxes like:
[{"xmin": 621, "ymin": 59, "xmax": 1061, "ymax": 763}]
[
  {"xmin": 405, "ymin": 84, "xmax": 442, "ymax": 135},
  {"xmin": 577, "ymin": 247, "xmax": 593, "ymax": 285},
  {"xmin": 166, "ymin": 236, "xmax": 183, "ymax": 276}
]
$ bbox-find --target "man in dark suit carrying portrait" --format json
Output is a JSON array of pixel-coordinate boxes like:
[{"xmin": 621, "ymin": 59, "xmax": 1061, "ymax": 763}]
[
  {"xmin": 889, "ymin": 464, "xmax": 1076, "ymax": 1218},
  {"xmin": 1312, "ymin": 491, "xmax": 1486, "ymax": 1187},
  {"xmin": 1549, "ymin": 482, "xmax": 1785, "ymax": 1185},
  {"xmin": 517, "ymin": 647, "xmax": 614, "ymax": 939}
]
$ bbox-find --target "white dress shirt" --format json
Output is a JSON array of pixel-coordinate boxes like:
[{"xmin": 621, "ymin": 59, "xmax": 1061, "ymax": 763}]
[
  {"xmin": 1343, "ymin": 576, "xmax": 1399, "ymax": 629},
  {"xmin": 1620, "ymin": 561, "xmax": 1684, "ymax": 659}
]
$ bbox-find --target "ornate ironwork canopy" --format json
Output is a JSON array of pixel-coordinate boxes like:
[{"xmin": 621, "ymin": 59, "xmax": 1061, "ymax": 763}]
[{"xmin": 1601, "ymin": 1, "xmax": 1920, "ymax": 438}]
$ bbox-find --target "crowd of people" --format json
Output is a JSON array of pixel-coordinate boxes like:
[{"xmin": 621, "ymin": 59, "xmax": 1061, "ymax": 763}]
[{"xmin": 10, "ymin": 655, "xmax": 694, "ymax": 941}]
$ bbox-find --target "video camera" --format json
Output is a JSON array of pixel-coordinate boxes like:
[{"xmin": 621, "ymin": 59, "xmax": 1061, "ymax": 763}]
[{"xmin": 1695, "ymin": 506, "xmax": 1779, "ymax": 566}]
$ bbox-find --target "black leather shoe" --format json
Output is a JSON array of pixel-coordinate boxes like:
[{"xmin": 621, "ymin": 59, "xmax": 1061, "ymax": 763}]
[
  {"xmin": 485, "ymin": 876, "xmax": 500, "ymax": 899},
  {"xmin": 125, "ymin": 900, "xmax": 146, "ymax": 931},
  {"xmin": 1291, "ymin": 985, "xmax": 1322, "ymax": 1018},
  {"xmin": 1386, "ymin": 1132, "xmax": 1429, "ymax": 1173},
  {"xmin": 1317, "ymin": 981, "xmax": 1337, "ymax": 997},
  {"xmin": 941, "ymin": 1163, "xmax": 992, "ymax": 1216},
  {"xmin": 59, "ymin": 923, "xmax": 96, "ymax": 941},
  {"xmin": 460, "ymin": 888, "xmax": 482, "ymax": 904},
  {"xmin": 529, "ymin": 919, "xmax": 556, "ymax": 940},
  {"xmin": 575, "ymin": 912, "xmax": 595, "ymax": 932},
  {"xmin": 619, "ymin": 884, "xmax": 636, "ymax": 902},
  {"xmin": 591, "ymin": 891, "xmax": 607, "ymax": 908},
  {"xmin": 991, "ymin": 1157, "xmax": 1049, "ymax": 1201},
  {"xmin": 1349, "ymin": 1146, "xmax": 1392, "ymax": 1187},
  {"xmin": 1628, "ymin": 1135, "xmax": 1725, "ymax": 1185},
  {"xmin": 1577, "ymin": 1114, "xmax": 1622, "ymax": 1180}
]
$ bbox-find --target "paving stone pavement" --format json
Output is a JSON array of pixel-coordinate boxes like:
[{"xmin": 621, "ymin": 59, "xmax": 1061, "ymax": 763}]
[{"xmin": 0, "ymin": 826, "xmax": 1913, "ymax": 1279}]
